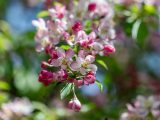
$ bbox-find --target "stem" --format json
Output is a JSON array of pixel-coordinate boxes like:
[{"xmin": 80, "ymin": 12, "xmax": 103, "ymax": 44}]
[{"xmin": 72, "ymin": 84, "xmax": 76, "ymax": 98}]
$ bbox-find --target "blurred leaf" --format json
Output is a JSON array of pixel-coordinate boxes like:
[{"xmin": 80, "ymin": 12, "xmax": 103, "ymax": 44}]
[
  {"xmin": 95, "ymin": 80, "xmax": 103, "ymax": 92},
  {"xmin": 144, "ymin": 5, "xmax": 156, "ymax": 14},
  {"xmin": 0, "ymin": 92, "xmax": 8, "ymax": 103},
  {"xmin": 60, "ymin": 45, "xmax": 70, "ymax": 50},
  {"xmin": 130, "ymin": 5, "xmax": 139, "ymax": 14},
  {"xmin": 97, "ymin": 60, "xmax": 108, "ymax": 70},
  {"xmin": 132, "ymin": 19, "xmax": 148, "ymax": 47},
  {"xmin": 37, "ymin": 10, "xmax": 49, "ymax": 18},
  {"xmin": 60, "ymin": 83, "xmax": 72, "ymax": 100},
  {"xmin": 84, "ymin": 20, "xmax": 92, "ymax": 34},
  {"xmin": 32, "ymin": 101, "xmax": 48, "ymax": 112},
  {"xmin": 0, "ymin": 81, "xmax": 10, "ymax": 90}
]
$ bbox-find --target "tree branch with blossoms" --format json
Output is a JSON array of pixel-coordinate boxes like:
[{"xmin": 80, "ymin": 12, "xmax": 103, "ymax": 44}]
[{"xmin": 32, "ymin": 0, "xmax": 116, "ymax": 112}]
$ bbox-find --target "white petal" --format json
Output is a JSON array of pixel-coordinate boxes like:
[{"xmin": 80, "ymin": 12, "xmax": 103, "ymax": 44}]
[
  {"xmin": 85, "ymin": 55, "xmax": 95, "ymax": 63},
  {"xmin": 80, "ymin": 68, "xmax": 87, "ymax": 75},
  {"xmin": 92, "ymin": 42, "xmax": 103, "ymax": 51},
  {"xmin": 70, "ymin": 62, "xmax": 81, "ymax": 71},
  {"xmin": 87, "ymin": 64, "xmax": 97, "ymax": 72},
  {"xmin": 88, "ymin": 32, "xmax": 96, "ymax": 39}
]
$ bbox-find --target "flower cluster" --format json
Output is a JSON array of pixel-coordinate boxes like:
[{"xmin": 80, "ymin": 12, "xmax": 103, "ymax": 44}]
[
  {"xmin": 120, "ymin": 95, "xmax": 160, "ymax": 120},
  {"xmin": 33, "ymin": 0, "xmax": 116, "ymax": 112},
  {"xmin": 0, "ymin": 98, "xmax": 33, "ymax": 120}
]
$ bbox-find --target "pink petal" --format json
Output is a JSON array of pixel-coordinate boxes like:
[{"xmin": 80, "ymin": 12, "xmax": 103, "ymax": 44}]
[
  {"xmin": 78, "ymin": 50, "xmax": 86, "ymax": 58},
  {"xmin": 66, "ymin": 49, "xmax": 74, "ymax": 58},
  {"xmin": 51, "ymin": 58, "xmax": 62, "ymax": 67},
  {"xmin": 57, "ymin": 48, "xmax": 65, "ymax": 57},
  {"xmin": 88, "ymin": 32, "xmax": 96, "ymax": 39}
]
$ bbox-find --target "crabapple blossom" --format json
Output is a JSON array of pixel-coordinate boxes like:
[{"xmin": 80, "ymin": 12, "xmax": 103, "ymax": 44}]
[
  {"xmin": 120, "ymin": 95, "xmax": 160, "ymax": 120},
  {"xmin": 51, "ymin": 48, "xmax": 74, "ymax": 69},
  {"xmin": 0, "ymin": 98, "xmax": 33, "ymax": 120},
  {"xmin": 33, "ymin": 0, "xmax": 116, "ymax": 111},
  {"xmin": 49, "ymin": 5, "xmax": 66, "ymax": 19},
  {"xmin": 70, "ymin": 55, "xmax": 97, "ymax": 75}
]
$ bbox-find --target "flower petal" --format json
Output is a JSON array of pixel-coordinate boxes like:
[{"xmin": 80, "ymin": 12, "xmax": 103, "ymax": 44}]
[
  {"xmin": 66, "ymin": 49, "xmax": 74, "ymax": 58},
  {"xmin": 80, "ymin": 68, "xmax": 87, "ymax": 75},
  {"xmin": 87, "ymin": 64, "xmax": 97, "ymax": 72},
  {"xmin": 51, "ymin": 59, "xmax": 61, "ymax": 67},
  {"xmin": 70, "ymin": 62, "xmax": 81, "ymax": 71},
  {"xmin": 57, "ymin": 48, "xmax": 65, "ymax": 57},
  {"xmin": 85, "ymin": 55, "xmax": 95, "ymax": 63}
]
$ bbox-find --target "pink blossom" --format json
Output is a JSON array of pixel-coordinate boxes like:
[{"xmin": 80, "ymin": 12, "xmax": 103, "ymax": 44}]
[
  {"xmin": 56, "ymin": 69, "xmax": 68, "ymax": 82},
  {"xmin": 70, "ymin": 55, "xmax": 97, "ymax": 75},
  {"xmin": 49, "ymin": 5, "xmax": 66, "ymax": 19},
  {"xmin": 84, "ymin": 72, "xmax": 96, "ymax": 85},
  {"xmin": 51, "ymin": 48, "xmax": 74, "ymax": 69}
]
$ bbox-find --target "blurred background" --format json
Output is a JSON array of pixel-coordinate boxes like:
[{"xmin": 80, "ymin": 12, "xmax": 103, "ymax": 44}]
[{"xmin": 0, "ymin": 0, "xmax": 160, "ymax": 120}]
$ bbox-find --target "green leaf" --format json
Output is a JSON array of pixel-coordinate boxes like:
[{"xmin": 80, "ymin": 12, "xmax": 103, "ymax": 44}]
[
  {"xmin": 60, "ymin": 45, "xmax": 70, "ymax": 50},
  {"xmin": 97, "ymin": 60, "xmax": 108, "ymax": 70},
  {"xmin": 37, "ymin": 11, "xmax": 49, "ymax": 18},
  {"xmin": 0, "ymin": 81, "xmax": 10, "ymax": 90},
  {"xmin": 60, "ymin": 83, "xmax": 72, "ymax": 100},
  {"xmin": 95, "ymin": 80, "xmax": 103, "ymax": 92},
  {"xmin": 144, "ymin": 5, "xmax": 156, "ymax": 14},
  {"xmin": 132, "ymin": 19, "xmax": 148, "ymax": 47}
]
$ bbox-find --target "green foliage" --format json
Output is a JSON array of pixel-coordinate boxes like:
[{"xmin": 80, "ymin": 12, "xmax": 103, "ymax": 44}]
[
  {"xmin": 96, "ymin": 60, "xmax": 108, "ymax": 70},
  {"xmin": 37, "ymin": 10, "xmax": 49, "ymax": 18},
  {"xmin": 95, "ymin": 80, "xmax": 103, "ymax": 92},
  {"xmin": 132, "ymin": 19, "xmax": 148, "ymax": 47},
  {"xmin": 60, "ymin": 83, "xmax": 73, "ymax": 100}
]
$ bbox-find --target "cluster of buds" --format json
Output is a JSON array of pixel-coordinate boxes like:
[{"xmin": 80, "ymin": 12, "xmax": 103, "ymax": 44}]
[
  {"xmin": 120, "ymin": 95, "xmax": 160, "ymax": 120},
  {"xmin": 33, "ymin": 0, "xmax": 116, "ymax": 112}
]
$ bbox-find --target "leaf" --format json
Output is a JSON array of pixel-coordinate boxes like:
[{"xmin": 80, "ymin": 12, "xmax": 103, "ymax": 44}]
[
  {"xmin": 60, "ymin": 45, "xmax": 70, "ymax": 50},
  {"xmin": 144, "ymin": 5, "xmax": 156, "ymax": 14},
  {"xmin": 97, "ymin": 60, "xmax": 108, "ymax": 70},
  {"xmin": 132, "ymin": 19, "xmax": 148, "ymax": 47},
  {"xmin": 0, "ymin": 81, "xmax": 10, "ymax": 90},
  {"xmin": 60, "ymin": 83, "xmax": 72, "ymax": 100},
  {"xmin": 37, "ymin": 11, "xmax": 49, "ymax": 18},
  {"xmin": 95, "ymin": 80, "xmax": 103, "ymax": 92},
  {"xmin": 132, "ymin": 19, "xmax": 141, "ymax": 40}
]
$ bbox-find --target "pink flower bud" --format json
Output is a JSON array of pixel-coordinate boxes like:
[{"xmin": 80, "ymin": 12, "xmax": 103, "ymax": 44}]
[
  {"xmin": 57, "ymin": 69, "xmax": 68, "ymax": 82},
  {"xmin": 38, "ymin": 70, "xmax": 55, "ymax": 86},
  {"xmin": 68, "ymin": 97, "xmax": 81, "ymax": 112},
  {"xmin": 88, "ymin": 3, "xmax": 97, "ymax": 12},
  {"xmin": 103, "ymin": 44, "xmax": 116, "ymax": 56},
  {"xmin": 74, "ymin": 79, "xmax": 84, "ymax": 87},
  {"xmin": 84, "ymin": 72, "xmax": 96, "ymax": 85},
  {"xmin": 72, "ymin": 22, "xmax": 82, "ymax": 33},
  {"xmin": 45, "ymin": 45, "xmax": 53, "ymax": 55},
  {"xmin": 41, "ymin": 61, "xmax": 48, "ymax": 69}
]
